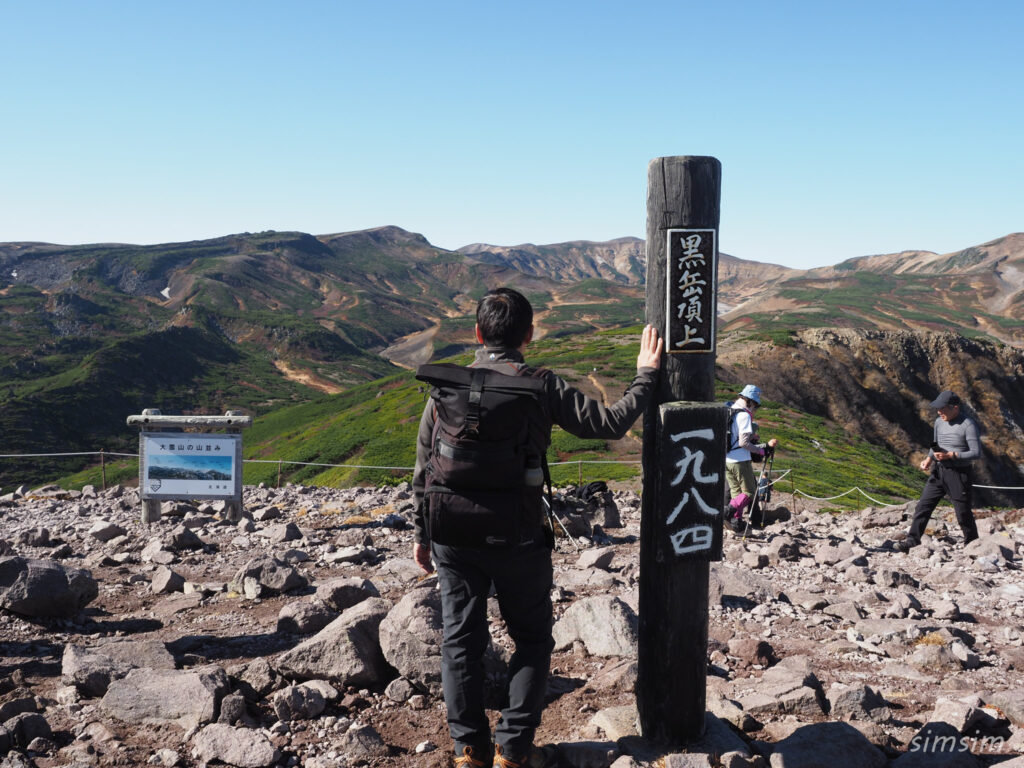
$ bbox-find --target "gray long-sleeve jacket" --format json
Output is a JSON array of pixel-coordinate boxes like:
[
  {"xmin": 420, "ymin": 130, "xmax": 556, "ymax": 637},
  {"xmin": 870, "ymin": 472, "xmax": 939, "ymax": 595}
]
[
  {"xmin": 412, "ymin": 346, "xmax": 658, "ymax": 544},
  {"xmin": 930, "ymin": 412, "xmax": 981, "ymax": 468}
]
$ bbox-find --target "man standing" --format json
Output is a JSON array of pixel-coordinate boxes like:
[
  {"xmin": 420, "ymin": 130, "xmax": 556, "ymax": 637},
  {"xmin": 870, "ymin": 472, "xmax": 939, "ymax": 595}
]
[
  {"xmin": 412, "ymin": 287, "xmax": 662, "ymax": 768},
  {"xmin": 896, "ymin": 390, "xmax": 981, "ymax": 553}
]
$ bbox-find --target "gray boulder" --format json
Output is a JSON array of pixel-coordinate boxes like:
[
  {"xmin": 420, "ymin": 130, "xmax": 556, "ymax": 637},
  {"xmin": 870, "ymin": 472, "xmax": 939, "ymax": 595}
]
[
  {"xmin": 890, "ymin": 722, "xmax": 984, "ymax": 767},
  {"xmin": 167, "ymin": 524, "xmax": 205, "ymax": 551},
  {"xmin": 552, "ymin": 595, "xmax": 637, "ymax": 657},
  {"xmin": 271, "ymin": 683, "xmax": 326, "ymax": 721},
  {"xmin": 87, "ymin": 519, "xmax": 126, "ymax": 542},
  {"xmin": 379, "ymin": 585, "xmax": 444, "ymax": 695},
  {"xmin": 767, "ymin": 722, "xmax": 886, "ymax": 767},
  {"xmin": 62, "ymin": 639, "xmax": 175, "ymax": 697},
  {"xmin": 101, "ymin": 665, "xmax": 230, "ymax": 730},
  {"xmin": 228, "ymin": 556, "xmax": 307, "ymax": 598},
  {"xmin": 315, "ymin": 576, "xmax": 380, "ymax": 611},
  {"xmin": 0, "ymin": 712, "xmax": 51, "ymax": 751},
  {"xmin": 276, "ymin": 597, "xmax": 392, "ymax": 687},
  {"xmin": 826, "ymin": 682, "xmax": 890, "ymax": 722},
  {"xmin": 192, "ymin": 723, "xmax": 280, "ymax": 768},
  {"xmin": 710, "ymin": 564, "xmax": 776, "ymax": 605},
  {"xmin": 151, "ymin": 566, "xmax": 185, "ymax": 594},
  {"xmin": 0, "ymin": 556, "xmax": 98, "ymax": 618},
  {"xmin": 987, "ymin": 688, "xmax": 1024, "ymax": 728},
  {"xmin": 276, "ymin": 600, "xmax": 338, "ymax": 634},
  {"xmin": 334, "ymin": 723, "xmax": 390, "ymax": 761}
]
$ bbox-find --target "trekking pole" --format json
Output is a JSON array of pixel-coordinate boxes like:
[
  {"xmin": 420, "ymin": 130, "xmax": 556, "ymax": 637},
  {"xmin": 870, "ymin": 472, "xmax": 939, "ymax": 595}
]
[
  {"xmin": 544, "ymin": 496, "xmax": 582, "ymax": 551},
  {"xmin": 741, "ymin": 447, "xmax": 774, "ymax": 542}
]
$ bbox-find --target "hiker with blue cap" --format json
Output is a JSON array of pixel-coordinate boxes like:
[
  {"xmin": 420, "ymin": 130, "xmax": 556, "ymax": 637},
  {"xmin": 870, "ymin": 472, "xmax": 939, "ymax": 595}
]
[
  {"xmin": 894, "ymin": 390, "xmax": 981, "ymax": 553},
  {"xmin": 725, "ymin": 384, "xmax": 779, "ymax": 533}
]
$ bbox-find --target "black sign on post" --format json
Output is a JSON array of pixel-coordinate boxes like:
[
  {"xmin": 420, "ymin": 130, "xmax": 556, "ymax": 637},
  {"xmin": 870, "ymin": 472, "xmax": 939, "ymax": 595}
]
[
  {"xmin": 657, "ymin": 403, "xmax": 725, "ymax": 561},
  {"xmin": 666, "ymin": 228, "xmax": 717, "ymax": 354}
]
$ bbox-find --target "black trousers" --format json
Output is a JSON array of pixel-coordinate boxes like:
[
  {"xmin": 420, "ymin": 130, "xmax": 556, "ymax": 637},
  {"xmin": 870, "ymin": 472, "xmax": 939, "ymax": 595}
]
[
  {"xmin": 907, "ymin": 463, "xmax": 978, "ymax": 545},
  {"xmin": 432, "ymin": 537, "xmax": 554, "ymax": 759}
]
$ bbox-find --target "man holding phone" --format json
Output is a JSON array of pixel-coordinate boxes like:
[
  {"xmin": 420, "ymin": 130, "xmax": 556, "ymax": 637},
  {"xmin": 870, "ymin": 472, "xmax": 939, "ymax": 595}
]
[{"xmin": 895, "ymin": 390, "xmax": 981, "ymax": 553}]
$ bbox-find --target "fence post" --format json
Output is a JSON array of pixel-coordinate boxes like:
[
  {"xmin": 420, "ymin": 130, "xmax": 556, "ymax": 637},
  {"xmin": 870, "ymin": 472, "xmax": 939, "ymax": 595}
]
[
  {"xmin": 100, "ymin": 449, "xmax": 107, "ymax": 491},
  {"xmin": 637, "ymin": 156, "xmax": 725, "ymax": 745},
  {"xmin": 139, "ymin": 409, "xmax": 163, "ymax": 525}
]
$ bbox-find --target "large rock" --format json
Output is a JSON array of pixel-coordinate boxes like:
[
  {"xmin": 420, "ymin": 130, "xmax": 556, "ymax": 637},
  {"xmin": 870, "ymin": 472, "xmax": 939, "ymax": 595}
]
[
  {"xmin": 276, "ymin": 600, "xmax": 338, "ymax": 634},
  {"xmin": 552, "ymin": 595, "xmax": 637, "ymax": 657},
  {"xmin": 987, "ymin": 688, "xmax": 1024, "ymax": 728},
  {"xmin": 228, "ymin": 556, "xmax": 307, "ymax": 598},
  {"xmin": 709, "ymin": 563, "xmax": 776, "ymax": 605},
  {"xmin": 767, "ymin": 722, "xmax": 887, "ymax": 767},
  {"xmin": 333, "ymin": 723, "xmax": 390, "ymax": 761},
  {"xmin": 101, "ymin": 665, "xmax": 230, "ymax": 729},
  {"xmin": 271, "ymin": 683, "xmax": 326, "ymax": 721},
  {"xmin": 734, "ymin": 657, "xmax": 826, "ymax": 720},
  {"xmin": 62, "ymin": 640, "xmax": 176, "ymax": 697},
  {"xmin": 890, "ymin": 722, "xmax": 985, "ymax": 767},
  {"xmin": 192, "ymin": 723, "xmax": 280, "ymax": 768},
  {"xmin": 378, "ymin": 585, "xmax": 444, "ymax": 695},
  {"xmin": 315, "ymin": 576, "xmax": 380, "ymax": 611},
  {"xmin": 0, "ymin": 556, "xmax": 98, "ymax": 618},
  {"xmin": 276, "ymin": 597, "xmax": 392, "ymax": 687}
]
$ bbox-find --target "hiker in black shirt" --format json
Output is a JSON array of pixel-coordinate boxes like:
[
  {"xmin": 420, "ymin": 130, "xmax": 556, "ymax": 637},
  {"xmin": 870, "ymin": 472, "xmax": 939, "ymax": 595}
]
[{"xmin": 412, "ymin": 287, "xmax": 662, "ymax": 768}]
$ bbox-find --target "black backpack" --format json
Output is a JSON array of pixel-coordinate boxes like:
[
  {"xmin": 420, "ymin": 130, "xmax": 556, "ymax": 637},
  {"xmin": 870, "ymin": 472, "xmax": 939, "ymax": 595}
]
[{"xmin": 415, "ymin": 363, "xmax": 552, "ymax": 548}]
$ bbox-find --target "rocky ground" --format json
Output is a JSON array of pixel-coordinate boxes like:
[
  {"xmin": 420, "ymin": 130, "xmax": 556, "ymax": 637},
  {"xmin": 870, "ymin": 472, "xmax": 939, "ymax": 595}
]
[{"xmin": 1, "ymin": 481, "xmax": 1024, "ymax": 768}]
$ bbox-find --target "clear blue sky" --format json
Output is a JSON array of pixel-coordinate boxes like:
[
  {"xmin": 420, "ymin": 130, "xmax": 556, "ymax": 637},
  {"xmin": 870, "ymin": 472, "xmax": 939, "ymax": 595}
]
[{"xmin": 2, "ymin": 1, "xmax": 1021, "ymax": 269}]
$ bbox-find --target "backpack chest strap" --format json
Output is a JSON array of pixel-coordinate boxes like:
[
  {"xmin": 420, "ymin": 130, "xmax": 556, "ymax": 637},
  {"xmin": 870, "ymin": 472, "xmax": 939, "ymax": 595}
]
[{"xmin": 461, "ymin": 369, "xmax": 486, "ymax": 437}]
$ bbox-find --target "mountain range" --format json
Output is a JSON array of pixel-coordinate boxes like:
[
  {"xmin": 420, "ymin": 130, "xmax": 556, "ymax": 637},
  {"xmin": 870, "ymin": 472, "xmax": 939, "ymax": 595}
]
[{"xmin": 1, "ymin": 228, "xmax": 1023, "ymax": 497}]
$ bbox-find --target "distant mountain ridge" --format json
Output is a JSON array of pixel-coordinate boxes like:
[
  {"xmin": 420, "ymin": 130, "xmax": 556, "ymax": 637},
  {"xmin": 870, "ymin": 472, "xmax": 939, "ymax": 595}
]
[
  {"xmin": 719, "ymin": 233, "xmax": 1024, "ymax": 345},
  {"xmin": 2, "ymin": 225, "xmax": 1023, "ymax": 490}
]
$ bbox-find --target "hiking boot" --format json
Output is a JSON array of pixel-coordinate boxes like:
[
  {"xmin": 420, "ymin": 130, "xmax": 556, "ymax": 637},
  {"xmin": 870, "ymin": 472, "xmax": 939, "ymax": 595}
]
[
  {"xmin": 454, "ymin": 745, "xmax": 488, "ymax": 767},
  {"xmin": 893, "ymin": 538, "xmax": 915, "ymax": 554},
  {"xmin": 493, "ymin": 744, "xmax": 559, "ymax": 768}
]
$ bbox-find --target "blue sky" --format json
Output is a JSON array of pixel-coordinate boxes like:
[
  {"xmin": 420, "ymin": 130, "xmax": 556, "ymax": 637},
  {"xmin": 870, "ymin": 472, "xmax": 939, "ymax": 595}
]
[{"xmin": 1, "ymin": 1, "xmax": 1020, "ymax": 270}]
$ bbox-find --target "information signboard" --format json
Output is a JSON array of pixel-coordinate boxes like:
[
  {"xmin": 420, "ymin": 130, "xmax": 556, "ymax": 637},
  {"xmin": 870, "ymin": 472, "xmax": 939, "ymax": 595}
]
[
  {"xmin": 665, "ymin": 228, "xmax": 717, "ymax": 354},
  {"xmin": 139, "ymin": 431, "xmax": 242, "ymax": 500}
]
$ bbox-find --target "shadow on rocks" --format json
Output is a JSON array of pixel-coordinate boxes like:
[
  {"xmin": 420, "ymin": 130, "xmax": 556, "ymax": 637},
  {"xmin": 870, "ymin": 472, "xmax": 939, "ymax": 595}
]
[{"xmin": 166, "ymin": 631, "xmax": 297, "ymax": 664}]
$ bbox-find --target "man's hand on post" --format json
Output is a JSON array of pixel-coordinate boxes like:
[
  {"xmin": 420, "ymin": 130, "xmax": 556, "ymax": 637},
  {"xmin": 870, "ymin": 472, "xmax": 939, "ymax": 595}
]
[
  {"xmin": 413, "ymin": 542, "xmax": 434, "ymax": 574},
  {"xmin": 637, "ymin": 324, "xmax": 664, "ymax": 371}
]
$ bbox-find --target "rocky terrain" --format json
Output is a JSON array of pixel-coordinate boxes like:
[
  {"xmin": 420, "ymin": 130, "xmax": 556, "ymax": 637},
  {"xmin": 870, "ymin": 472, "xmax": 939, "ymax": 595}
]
[{"xmin": 2, "ymin": 481, "xmax": 1024, "ymax": 768}]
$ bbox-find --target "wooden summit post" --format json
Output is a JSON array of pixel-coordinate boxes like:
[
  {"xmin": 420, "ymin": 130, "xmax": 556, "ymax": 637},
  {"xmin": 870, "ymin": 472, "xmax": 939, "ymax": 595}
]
[{"xmin": 637, "ymin": 156, "xmax": 726, "ymax": 745}]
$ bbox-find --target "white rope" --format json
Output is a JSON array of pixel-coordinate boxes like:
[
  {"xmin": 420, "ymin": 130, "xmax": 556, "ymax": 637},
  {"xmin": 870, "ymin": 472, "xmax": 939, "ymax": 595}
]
[
  {"xmin": 245, "ymin": 459, "xmax": 413, "ymax": 471},
  {"xmin": 792, "ymin": 486, "xmax": 899, "ymax": 506},
  {"xmin": 549, "ymin": 460, "xmax": 642, "ymax": 466},
  {"xmin": 5, "ymin": 451, "xmax": 1024, "ymax": 498},
  {"xmin": 0, "ymin": 451, "xmax": 120, "ymax": 458}
]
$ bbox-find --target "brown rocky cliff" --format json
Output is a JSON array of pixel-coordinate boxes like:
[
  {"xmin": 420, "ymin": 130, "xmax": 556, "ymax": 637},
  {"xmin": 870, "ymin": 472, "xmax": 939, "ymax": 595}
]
[{"xmin": 719, "ymin": 329, "xmax": 1024, "ymax": 502}]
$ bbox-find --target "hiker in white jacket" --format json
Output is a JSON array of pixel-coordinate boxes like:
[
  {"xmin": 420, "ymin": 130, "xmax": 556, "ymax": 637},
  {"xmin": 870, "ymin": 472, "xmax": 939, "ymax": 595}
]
[{"xmin": 726, "ymin": 384, "xmax": 778, "ymax": 531}]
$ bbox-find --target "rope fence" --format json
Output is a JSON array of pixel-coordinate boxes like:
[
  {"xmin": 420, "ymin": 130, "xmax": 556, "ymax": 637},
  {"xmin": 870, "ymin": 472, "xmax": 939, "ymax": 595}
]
[{"xmin": 3, "ymin": 451, "xmax": 1024, "ymax": 503}]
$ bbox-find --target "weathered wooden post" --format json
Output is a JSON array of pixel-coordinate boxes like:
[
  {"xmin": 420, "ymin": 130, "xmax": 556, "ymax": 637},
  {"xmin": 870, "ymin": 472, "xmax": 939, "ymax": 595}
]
[
  {"xmin": 139, "ymin": 409, "xmax": 163, "ymax": 524},
  {"xmin": 637, "ymin": 156, "xmax": 726, "ymax": 744}
]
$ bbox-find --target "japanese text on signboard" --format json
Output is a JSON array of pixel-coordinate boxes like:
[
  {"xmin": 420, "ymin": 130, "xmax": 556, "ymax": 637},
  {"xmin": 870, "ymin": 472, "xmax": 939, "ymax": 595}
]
[
  {"xmin": 140, "ymin": 432, "xmax": 241, "ymax": 499},
  {"xmin": 658, "ymin": 404, "xmax": 724, "ymax": 561},
  {"xmin": 665, "ymin": 229, "xmax": 717, "ymax": 354}
]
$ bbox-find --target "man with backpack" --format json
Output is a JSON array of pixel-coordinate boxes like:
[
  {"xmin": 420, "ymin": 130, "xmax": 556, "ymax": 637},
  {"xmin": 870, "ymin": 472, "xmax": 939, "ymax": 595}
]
[
  {"xmin": 725, "ymin": 384, "xmax": 778, "ymax": 533},
  {"xmin": 412, "ymin": 287, "xmax": 663, "ymax": 768}
]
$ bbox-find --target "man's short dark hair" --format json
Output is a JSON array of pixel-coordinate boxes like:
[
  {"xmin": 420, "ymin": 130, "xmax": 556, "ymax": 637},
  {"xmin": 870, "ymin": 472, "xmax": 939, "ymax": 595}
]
[{"xmin": 476, "ymin": 287, "xmax": 533, "ymax": 348}]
